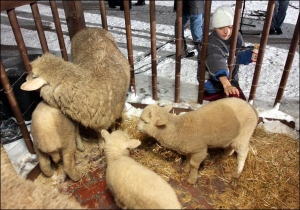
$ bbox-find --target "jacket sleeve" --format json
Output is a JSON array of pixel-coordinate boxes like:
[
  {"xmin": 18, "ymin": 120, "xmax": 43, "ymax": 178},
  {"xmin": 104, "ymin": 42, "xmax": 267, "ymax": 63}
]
[
  {"xmin": 206, "ymin": 40, "xmax": 229, "ymax": 80},
  {"xmin": 237, "ymin": 46, "xmax": 254, "ymax": 65}
]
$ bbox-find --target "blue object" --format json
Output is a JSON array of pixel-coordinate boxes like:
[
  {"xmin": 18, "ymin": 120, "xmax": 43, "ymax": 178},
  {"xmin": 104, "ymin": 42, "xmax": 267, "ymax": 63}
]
[
  {"xmin": 213, "ymin": 70, "xmax": 229, "ymax": 81},
  {"xmin": 204, "ymin": 80, "xmax": 221, "ymax": 94},
  {"xmin": 238, "ymin": 49, "xmax": 253, "ymax": 65}
]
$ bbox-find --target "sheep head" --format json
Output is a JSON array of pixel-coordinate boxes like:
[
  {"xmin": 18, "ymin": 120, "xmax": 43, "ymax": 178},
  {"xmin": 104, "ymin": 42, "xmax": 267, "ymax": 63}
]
[
  {"xmin": 101, "ymin": 129, "xmax": 141, "ymax": 157},
  {"xmin": 138, "ymin": 104, "xmax": 173, "ymax": 133}
]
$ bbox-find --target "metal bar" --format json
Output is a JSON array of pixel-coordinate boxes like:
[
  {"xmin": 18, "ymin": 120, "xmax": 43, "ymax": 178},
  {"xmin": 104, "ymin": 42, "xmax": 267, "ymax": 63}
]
[
  {"xmin": 248, "ymin": 0, "xmax": 276, "ymax": 102},
  {"xmin": 0, "ymin": 61, "xmax": 35, "ymax": 154},
  {"xmin": 123, "ymin": 0, "xmax": 136, "ymax": 93},
  {"xmin": 49, "ymin": 0, "xmax": 68, "ymax": 61},
  {"xmin": 62, "ymin": 0, "xmax": 86, "ymax": 39},
  {"xmin": 1, "ymin": 1, "xmax": 37, "ymax": 12},
  {"xmin": 197, "ymin": 0, "xmax": 211, "ymax": 104},
  {"xmin": 174, "ymin": 0, "xmax": 183, "ymax": 103},
  {"xmin": 99, "ymin": 0, "xmax": 108, "ymax": 31},
  {"xmin": 150, "ymin": 0, "xmax": 157, "ymax": 100},
  {"xmin": 228, "ymin": 0, "xmax": 243, "ymax": 80},
  {"xmin": 7, "ymin": 9, "xmax": 31, "ymax": 73},
  {"xmin": 274, "ymin": 13, "xmax": 300, "ymax": 106},
  {"xmin": 30, "ymin": 2, "xmax": 49, "ymax": 53}
]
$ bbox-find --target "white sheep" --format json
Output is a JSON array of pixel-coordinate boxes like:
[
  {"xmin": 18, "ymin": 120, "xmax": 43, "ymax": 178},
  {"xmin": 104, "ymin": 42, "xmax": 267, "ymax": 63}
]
[
  {"xmin": 101, "ymin": 129, "xmax": 182, "ymax": 209},
  {"xmin": 21, "ymin": 27, "xmax": 130, "ymax": 150},
  {"xmin": 137, "ymin": 97, "xmax": 259, "ymax": 185},
  {"xmin": 1, "ymin": 146, "xmax": 85, "ymax": 209},
  {"xmin": 31, "ymin": 100, "xmax": 84, "ymax": 181}
]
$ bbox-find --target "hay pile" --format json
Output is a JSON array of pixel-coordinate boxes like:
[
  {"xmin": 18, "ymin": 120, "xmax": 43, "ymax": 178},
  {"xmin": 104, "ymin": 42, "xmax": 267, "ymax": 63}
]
[{"xmin": 34, "ymin": 113, "xmax": 299, "ymax": 209}]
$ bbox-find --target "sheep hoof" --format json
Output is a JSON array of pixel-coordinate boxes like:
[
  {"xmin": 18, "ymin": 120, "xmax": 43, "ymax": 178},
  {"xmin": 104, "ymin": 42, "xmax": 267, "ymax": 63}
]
[
  {"xmin": 77, "ymin": 146, "xmax": 85, "ymax": 152},
  {"xmin": 187, "ymin": 175, "xmax": 197, "ymax": 185},
  {"xmin": 42, "ymin": 169, "xmax": 54, "ymax": 177},
  {"xmin": 98, "ymin": 140, "xmax": 105, "ymax": 154},
  {"xmin": 233, "ymin": 172, "xmax": 241, "ymax": 179},
  {"xmin": 69, "ymin": 173, "xmax": 81, "ymax": 182},
  {"xmin": 183, "ymin": 164, "xmax": 190, "ymax": 173}
]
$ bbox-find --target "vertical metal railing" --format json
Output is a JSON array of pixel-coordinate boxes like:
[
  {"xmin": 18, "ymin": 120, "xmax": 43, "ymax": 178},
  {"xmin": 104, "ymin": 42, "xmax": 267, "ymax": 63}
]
[
  {"xmin": 248, "ymin": 0, "xmax": 276, "ymax": 102},
  {"xmin": 197, "ymin": 0, "xmax": 211, "ymax": 104},
  {"xmin": 49, "ymin": 0, "xmax": 68, "ymax": 61},
  {"xmin": 274, "ymin": 13, "xmax": 300, "ymax": 107},
  {"xmin": 150, "ymin": 0, "xmax": 158, "ymax": 100},
  {"xmin": 174, "ymin": 0, "xmax": 183, "ymax": 103}
]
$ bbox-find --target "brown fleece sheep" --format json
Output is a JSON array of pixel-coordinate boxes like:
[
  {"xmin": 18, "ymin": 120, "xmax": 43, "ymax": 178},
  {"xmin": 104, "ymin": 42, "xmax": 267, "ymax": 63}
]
[
  {"xmin": 101, "ymin": 129, "xmax": 182, "ymax": 209},
  {"xmin": 1, "ymin": 146, "xmax": 85, "ymax": 209},
  {"xmin": 31, "ymin": 101, "xmax": 84, "ymax": 181},
  {"xmin": 21, "ymin": 28, "xmax": 130, "ymax": 150},
  {"xmin": 138, "ymin": 97, "xmax": 259, "ymax": 184}
]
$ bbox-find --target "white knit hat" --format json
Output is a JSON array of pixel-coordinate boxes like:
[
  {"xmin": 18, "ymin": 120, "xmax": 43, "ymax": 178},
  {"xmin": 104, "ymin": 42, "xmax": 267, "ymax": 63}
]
[{"xmin": 212, "ymin": 5, "xmax": 234, "ymax": 28}]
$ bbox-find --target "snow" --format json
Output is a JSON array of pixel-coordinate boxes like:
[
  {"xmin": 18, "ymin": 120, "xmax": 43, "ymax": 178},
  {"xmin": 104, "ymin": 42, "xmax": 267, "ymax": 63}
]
[{"xmin": 0, "ymin": 1, "xmax": 299, "ymax": 176}]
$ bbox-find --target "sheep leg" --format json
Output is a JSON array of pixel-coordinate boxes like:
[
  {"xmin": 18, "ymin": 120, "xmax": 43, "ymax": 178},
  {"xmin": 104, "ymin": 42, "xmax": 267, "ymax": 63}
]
[
  {"xmin": 187, "ymin": 150, "xmax": 207, "ymax": 185},
  {"xmin": 62, "ymin": 151, "xmax": 81, "ymax": 181},
  {"xmin": 50, "ymin": 151, "xmax": 61, "ymax": 164},
  {"xmin": 233, "ymin": 147, "xmax": 249, "ymax": 178},
  {"xmin": 75, "ymin": 122, "xmax": 85, "ymax": 152},
  {"xmin": 36, "ymin": 150, "xmax": 54, "ymax": 177},
  {"xmin": 97, "ymin": 132, "xmax": 105, "ymax": 154},
  {"xmin": 183, "ymin": 154, "xmax": 191, "ymax": 173},
  {"xmin": 222, "ymin": 146, "xmax": 234, "ymax": 158}
]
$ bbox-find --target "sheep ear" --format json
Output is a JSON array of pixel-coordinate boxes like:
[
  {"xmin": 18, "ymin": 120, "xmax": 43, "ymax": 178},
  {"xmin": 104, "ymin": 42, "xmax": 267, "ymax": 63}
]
[
  {"xmin": 164, "ymin": 104, "xmax": 173, "ymax": 113},
  {"xmin": 21, "ymin": 78, "xmax": 48, "ymax": 91},
  {"xmin": 125, "ymin": 139, "xmax": 141, "ymax": 149},
  {"xmin": 155, "ymin": 115, "xmax": 167, "ymax": 126},
  {"xmin": 101, "ymin": 129, "xmax": 110, "ymax": 140}
]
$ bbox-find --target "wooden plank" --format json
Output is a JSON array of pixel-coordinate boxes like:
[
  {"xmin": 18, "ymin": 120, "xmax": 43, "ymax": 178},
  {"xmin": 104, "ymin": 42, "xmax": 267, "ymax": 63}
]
[{"xmin": 1, "ymin": 1, "xmax": 38, "ymax": 12}]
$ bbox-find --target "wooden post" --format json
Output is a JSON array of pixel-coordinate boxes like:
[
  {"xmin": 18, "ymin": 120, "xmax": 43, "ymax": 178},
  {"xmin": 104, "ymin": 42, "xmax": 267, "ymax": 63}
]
[
  {"xmin": 99, "ymin": 0, "xmax": 108, "ymax": 30},
  {"xmin": 174, "ymin": 0, "xmax": 182, "ymax": 103},
  {"xmin": 248, "ymin": 0, "xmax": 276, "ymax": 102},
  {"xmin": 62, "ymin": 0, "xmax": 86, "ymax": 39},
  {"xmin": 274, "ymin": 13, "xmax": 300, "ymax": 106},
  {"xmin": 197, "ymin": 0, "xmax": 211, "ymax": 104},
  {"xmin": 228, "ymin": 0, "xmax": 243, "ymax": 80},
  {"xmin": 150, "ymin": 0, "xmax": 157, "ymax": 100},
  {"xmin": 123, "ymin": 0, "xmax": 136, "ymax": 93}
]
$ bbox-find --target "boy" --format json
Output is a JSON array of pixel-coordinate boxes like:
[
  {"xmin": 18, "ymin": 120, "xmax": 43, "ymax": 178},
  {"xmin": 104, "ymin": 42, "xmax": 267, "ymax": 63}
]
[{"xmin": 197, "ymin": 5, "xmax": 255, "ymax": 98}]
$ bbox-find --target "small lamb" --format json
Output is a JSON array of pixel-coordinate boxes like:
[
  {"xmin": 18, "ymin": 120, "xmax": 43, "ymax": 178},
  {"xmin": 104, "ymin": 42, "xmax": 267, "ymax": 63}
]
[
  {"xmin": 138, "ymin": 97, "xmax": 259, "ymax": 185},
  {"xmin": 31, "ymin": 101, "xmax": 84, "ymax": 181},
  {"xmin": 101, "ymin": 129, "xmax": 182, "ymax": 209}
]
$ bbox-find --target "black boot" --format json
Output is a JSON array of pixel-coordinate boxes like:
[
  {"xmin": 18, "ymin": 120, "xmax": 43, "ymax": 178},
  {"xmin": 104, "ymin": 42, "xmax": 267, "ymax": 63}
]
[
  {"xmin": 135, "ymin": 0, "xmax": 145, "ymax": 6},
  {"xmin": 181, "ymin": 38, "xmax": 195, "ymax": 58}
]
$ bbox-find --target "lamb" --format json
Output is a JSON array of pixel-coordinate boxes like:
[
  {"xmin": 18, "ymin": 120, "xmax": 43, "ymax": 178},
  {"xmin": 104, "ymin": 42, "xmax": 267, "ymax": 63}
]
[
  {"xmin": 101, "ymin": 129, "xmax": 182, "ymax": 209},
  {"xmin": 21, "ymin": 27, "xmax": 130, "ymax": 150},
  {"xmin": 137, "ymin": 97, "xmax": 259, "ymax": 185},
  {"xmin": 31, "ymin": 100, "xmax": 84, "ymax": 181},
  {"xmin": 1, "ymin": 146, "xmax": 85, "ymax": 209}
]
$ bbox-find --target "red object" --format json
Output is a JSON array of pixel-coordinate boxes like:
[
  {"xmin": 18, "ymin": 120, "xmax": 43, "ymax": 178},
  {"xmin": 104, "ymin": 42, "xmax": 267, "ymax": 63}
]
[{"xmin": 204, "ymin": 87, "xmax": 246, "ymax": 101}]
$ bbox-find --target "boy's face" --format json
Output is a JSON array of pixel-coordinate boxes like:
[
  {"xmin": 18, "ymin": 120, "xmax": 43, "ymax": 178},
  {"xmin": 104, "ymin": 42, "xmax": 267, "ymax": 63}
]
[{"xmin": 216, "ymin": 26, "xmax": 233, "ymax": 40}]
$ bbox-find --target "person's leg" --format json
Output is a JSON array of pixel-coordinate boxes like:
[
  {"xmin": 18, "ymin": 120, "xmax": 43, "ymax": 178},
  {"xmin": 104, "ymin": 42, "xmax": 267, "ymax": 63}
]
[
  {"xmin": 190, "ymin": 14, "xmax": 204, "ymax": 44},
  {"xmin": 270, "ymin": 0, "xmax": 279, "ymax": 32},
  {"xmin": 108, "ymin": 0, "xmax": 116, "ymax": 8},
  {"xmin": 135, "ymin": 0, "xmax": 145, "ymax": 6},
  {"xmin": 274, "ymin": 0, "xmax": 289, "ymax": 33}
]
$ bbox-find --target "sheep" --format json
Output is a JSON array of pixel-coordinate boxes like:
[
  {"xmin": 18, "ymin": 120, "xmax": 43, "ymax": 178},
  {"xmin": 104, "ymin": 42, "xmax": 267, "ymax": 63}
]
[
  {"xmin": 31, "ymin": 100, "xmax": 84, "ymax": 181},
  {"xmin": 137, "ymin": 97, "xmax": 259, "ymax": 185},
  {"xmin": 1, "ymin": 146, "xmax": 85, "ymax": 209},
  {"xmin": 21, "ymin": 27, "xmax": 130, "ymax": 151},
  {"xmin": 101, "ymin": 129, "xmax": 182, "ymax": 209}
]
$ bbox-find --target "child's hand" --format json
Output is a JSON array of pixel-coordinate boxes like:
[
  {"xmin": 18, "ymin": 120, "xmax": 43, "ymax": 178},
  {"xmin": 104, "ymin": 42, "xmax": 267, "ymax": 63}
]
[{"xmin": 224, "ymin": 85, "xmax": 240, "ymax": 97}]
